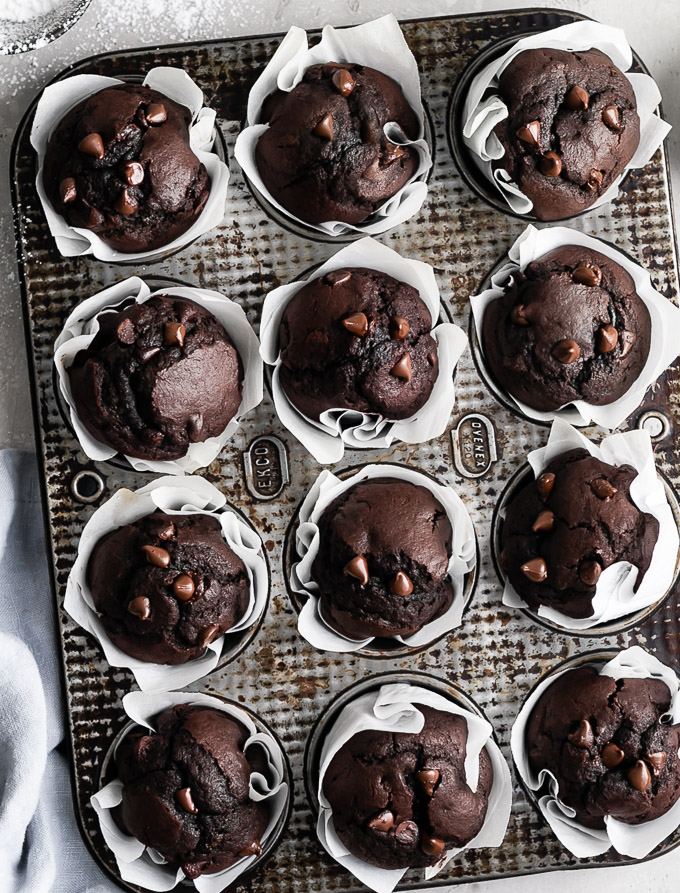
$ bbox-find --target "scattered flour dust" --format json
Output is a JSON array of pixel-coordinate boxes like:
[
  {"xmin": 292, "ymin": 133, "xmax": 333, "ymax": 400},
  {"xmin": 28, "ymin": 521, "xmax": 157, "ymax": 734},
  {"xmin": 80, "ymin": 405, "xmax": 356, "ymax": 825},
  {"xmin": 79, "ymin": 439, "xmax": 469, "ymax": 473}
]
[{"xmin": 0, "ymin": 0, "xmax": 67, "ymax": 22}]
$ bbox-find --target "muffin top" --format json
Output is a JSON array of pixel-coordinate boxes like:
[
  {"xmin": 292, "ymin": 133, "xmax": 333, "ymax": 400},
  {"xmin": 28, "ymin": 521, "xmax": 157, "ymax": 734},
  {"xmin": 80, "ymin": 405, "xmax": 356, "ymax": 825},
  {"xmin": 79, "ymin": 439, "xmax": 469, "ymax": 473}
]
[
  {"xmin": 255, "ymin": 62, "xmax": 420, "ymax": 225},
  {"xmin": 279, "ymin": 268, "xmax": 438, "ymax": 423},
  {"xmin": 482, "ymin": 245, "xmax": 651, "ymax": 412},
  {"xmin": 43, "ymin": 83, "xmax": 210, "ymax": 252},
  {"xmin": 323, "ymin": 704, "xmax": 493, "ymax": 869},
  {"xmin": 68, "ymin": 294, "xmax": 243, "ymax": 461},
  {"xmin": 527, "ymin": 665, "xmax": 680, "ymax": 827},
  {"xmin": 493, "ymin": 48, "xmax": 640, "ymax": 220},
  {"xmin": 115, "ymin": 705, "xmax": 269, "ymax": 878},
  {"xmin": 310, "ymin": 477, "xmax": 453, "ymax": 639},
  {"xmin": 499, "ymin": 448, "xmax": 659, "ymax": 619},
  {"xmin": 88, "ymin": 511, "xmax": 249, "ymax": 664}
]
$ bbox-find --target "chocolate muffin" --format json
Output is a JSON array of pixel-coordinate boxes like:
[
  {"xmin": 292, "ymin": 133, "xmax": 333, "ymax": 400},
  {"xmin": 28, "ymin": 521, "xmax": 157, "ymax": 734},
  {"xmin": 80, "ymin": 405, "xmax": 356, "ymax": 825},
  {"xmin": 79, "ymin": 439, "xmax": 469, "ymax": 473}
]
[
  {"xmin": 279, "ymin": 268, "xmax": 438, "ymax": 422},
  {"xmin": 255, "ymin": 63, "xmax": 420, "ymax": 225},
  {"xmin": 43, "ymin": 84, "xmax": 210, "ymax": 252},
  {"xmin": 323, "ymin": 704, "xmax": 493, "ymax": 868},
  {"xmin": 499, "ymin": 448, "xmax": 659, "ymax": 619},
  {"xmin": 527, "ymin": 665, "xmax": 680, "ymax": 827},
  {"xmin": 68, "ymin": 294, "xmax": 243, "ymax": 461},
  {"xmin": 482, "ymin": 245, "xmax": 651, "ymax": 412},
  {"xmin": 88, "ymin": 511, "xmax": 249, "ymax": 664},
  {"xmin": 493, "ymin": 48, "xmax": 640, "ymax": 220},
  {"xmin": 310, "ymin": 477, "xmax": 453, "ymax": 639},
  {"xmin": 115, "ymin": 705, "xmax": 269, "ymax": 878}
]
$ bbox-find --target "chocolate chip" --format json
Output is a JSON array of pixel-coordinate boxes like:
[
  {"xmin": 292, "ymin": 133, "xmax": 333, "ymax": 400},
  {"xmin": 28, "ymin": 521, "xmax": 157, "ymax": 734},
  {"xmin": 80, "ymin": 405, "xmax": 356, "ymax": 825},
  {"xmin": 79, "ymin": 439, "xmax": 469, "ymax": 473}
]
[
  {"xmin": 156, "ymin": 521, "xmax": 176, "ymax": 541},
  {"xmin": 342, "ymin": 312, "xmax": 369, "ymax": 336},
  {"xmin": 77, "ymin": 133, "xmax": 104, "ymax": 158},
  {"xmin": 591, "ymin": 478, "xmax": 617, "ymax": 499},
  {"xmin": 163, "ymin": 322, "xmax": 186, "ymax": 347},
  {"xmin": 361, "ymin": 116, "xmax": 380, "ymax": 144},
  {"xmin": 383, "ymin": 142, "xmax": 405, "ymax": 165},
  {"xmin": 620, "ymin": 330, "xmax": 636, "ymax": 357},
  {"xmin": 516, "ymin": 120, "xmax": 540, "ymax": 148},
  {"xmin": 113, "ymin": 187, "xmax": 138, "ymax": 216},
  {"xmin": 602, "ymin": 743, "xmax": 625, "ymax": 768},
  {"xmin": 139, "ymin": 347, "xmax": 161, "ymax": 363},
  {"xmin": 427, "ymin": 350, "xmax": 437, "ymax": 367},
  {"xmin": 421, "ymin": 835, "xmax": 445, "ymax": 857},
  {"xmin": 536, "ymin": 472, "xmax": 556, "ymax": 498},
  {"xmin": 331, "ymin": 68, "xmax": 356, "ymax": 97},
  {"xmin": 416, "ymin": 768, "xmax": 440, "ymax": 797},
  {"xmin": 647, "ymin": 752, "xmax": 667, "ymax": 777},
  {"xmin": 141, "ymin": 544, "xmax": 171, "ymax": 568},
  {"xmin": 565, "ymin": 84, "xmax": 589, "ymax": 110},
  {"xmin": 597, "ymin": 324, "xmax": 618, "ymax": 354},
  {"xmin": 127, "ymin": 596, "xmax": 151, "ymax": 620},
  {"xmin": 552, "ymin": 339, "xmax": 580, "ymax": 364},
  {"xmin": 602, "ymin": 105, "xmax": 622, "ymax": 132},
  {"xmin": 627, "ymin": 760, "xmax": 652, "ymax": 791},
  {"xmin": 368, "ymin": 809, "xmax": 394, "ymax": 832},
  {"xmin": 116, "ymin": 318, "xmax": 136, "ymax": 345},
  {"xmin": 568, "ymin": 719, "xmax": 595, "ymax": 748},
  {"xmin": 394, "ymin": 820, "xmax": 419, "ymax": 846},
  {"xmin": 539, "ymin": 151, "xmax": 562, "ymax": 177},
  {"xmin": 572, "ymin": 264, "xmax": 602, "ymax": 287},
  {"xmin": 344, "ymin": 555, "xmax": 369, "ymax": 586},
  {"xmin": 391, "ymin": 353, "xmax": 412, "ymax": 382},
  {"xmin": 585, "ymin": 169, "xmax": 604, "ymax": 193},
  {"xmin": 239, "ymin": 840, "xmax": 263, "ymax": 857},
  {"xmin": 579, "ymin": 559, "xmax": 602, "ymax": 586},
  {"xmin": 511, "ymin": 303, "xmax": 530, "ymax": 326},
  {"xmin": 520, "ymin": 557, "xmax": 548, "ymax": 582},
  {"xmin": 187, "ymin": 413, "xmax": 204, "ymax": 442},
  {"xmin": 389, "ymin": 571, "xmax": 414, "ymax": 597},
  {"xmin": 198, "ymin": 624, "xmax": 220, "ymax": 648},
  {"xmin": 59, "ymin": 177, "xmax": 77, "ymax": 204},
  {"xmin": 172, "ymin": 573, "xmax": 195, "ymax": 601},
  {"xmin": 390, "ymin": 316, "xmax": 410, "ymax": 339},
  {"xmin": 176, "ymin": 787, "xmax": 198, "ymax": 814},
  {"xmin": 121, "ymin": 160, "xmax": 144, "ymax": 186},
  {"xmin": 146, "ymin": 102, "xmax": 167, "ymax": 125},
  {"xmin": 532, "ymin": 509, "xmax": 555, "ymax": 533},
  {"xmin": 313, "ymin": 113, "xmax": 334, "ymax": 140},
  {"xmin": 325, "ymin": 269, "xmax": 351, "ymax": 286}
]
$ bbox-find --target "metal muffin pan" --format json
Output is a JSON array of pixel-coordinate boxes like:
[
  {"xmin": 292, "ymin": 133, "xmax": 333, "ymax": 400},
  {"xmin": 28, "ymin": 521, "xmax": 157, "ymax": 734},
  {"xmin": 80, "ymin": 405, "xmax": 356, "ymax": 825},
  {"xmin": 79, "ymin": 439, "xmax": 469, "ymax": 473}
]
[{"xmin": 10, "ymin": 8, "xmax": 680, "ymax": 892}]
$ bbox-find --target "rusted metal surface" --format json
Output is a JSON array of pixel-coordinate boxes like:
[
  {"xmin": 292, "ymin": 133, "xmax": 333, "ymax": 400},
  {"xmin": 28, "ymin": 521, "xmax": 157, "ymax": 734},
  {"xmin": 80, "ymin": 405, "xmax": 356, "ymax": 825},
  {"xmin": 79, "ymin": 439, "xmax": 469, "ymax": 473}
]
[{"xmin": 10, "ymin": 8, "xmax": 680, "ymax": 892}]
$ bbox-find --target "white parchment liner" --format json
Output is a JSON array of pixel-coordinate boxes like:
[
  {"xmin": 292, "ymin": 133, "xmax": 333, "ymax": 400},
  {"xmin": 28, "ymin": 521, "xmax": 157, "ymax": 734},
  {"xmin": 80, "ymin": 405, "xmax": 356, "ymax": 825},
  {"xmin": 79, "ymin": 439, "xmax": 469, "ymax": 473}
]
[
  {"xmin": 470, "ymin": 225, "xmax": 680, "ymax": 428},
  {"xmin": 500, "ymin": 419, "xmax": 679, "ymax": 630},
  {"xmin": 260, "ymin": 237, "xmax": 467, "ymax": 465},
  {"xmin": 64, "ymin": 475, "xmax": 269, "ymax": 693},
  {"xmin": 461, "ymin": 21, "xmax": 671, "ymax": 217},
  {"xmin": 54, "ymin": 276, "xmax": 263, "ymax": 475},
  {"xmin": 316, "ymin": 682, "xmax": 512, "ymax": 893},
  {"xmin": 292, "ymin": 463, "xmax": 476, "ymax": 653},
  {"xmin": 30, "ymin": 67, "xmax": 230, "ymax": 262},
  {"xmin": 511, "ymin": 645, "xmax": 680, "ymax": 858},
  {"xmin": 92, "ymin": 690, "xmax": 289, "ymax": 892},
  {"xmin": 233, "ymin": 15, "xmax": 432, "ymax": 236}
]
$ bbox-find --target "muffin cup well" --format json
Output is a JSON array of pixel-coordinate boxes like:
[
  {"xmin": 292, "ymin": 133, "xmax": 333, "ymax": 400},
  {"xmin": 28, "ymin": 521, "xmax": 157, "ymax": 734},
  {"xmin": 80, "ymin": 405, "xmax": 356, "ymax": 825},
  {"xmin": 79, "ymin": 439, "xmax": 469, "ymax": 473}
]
[
  {"xmin": 64, "ymin": 475, "xmax": 270, "ymax": 693},
  {"xmin": 233, "ymin": 14, "xmax": 432, "ymax": 238},
  {"xmin": 511, "ymin": 645, "xmax": 680, "ymax": 859},
  {"xmin": 304, "ymin": 674, "xmax": 511, "ymax": 893},
  {"xmin": 470, "ymin": 225, "xmax": 680, "ymax": 429},
  {"xmin": 460, "ymin": 20, "xmax": 670, "ymax": 219},
  {"xmin": 92, "ymin": 690, "xmax": 291, "ymax": 892},
  {"xmin": 290, "ymin": 462, "xmax": 477, "ymax": 655},
  {"xmin": 493, "ymin": 419, "xmax": 680, "ymax": 633},
  {"xmin": 260, "ymin": 236, "xmax": 468, "ymax": 465},
  {"xmin": 54, "ymin": 276, "xmax": 263, "ymax": 475},
  {"xmin": 30, "ymin": 67, "xmax": 230, "ymax": 263}
]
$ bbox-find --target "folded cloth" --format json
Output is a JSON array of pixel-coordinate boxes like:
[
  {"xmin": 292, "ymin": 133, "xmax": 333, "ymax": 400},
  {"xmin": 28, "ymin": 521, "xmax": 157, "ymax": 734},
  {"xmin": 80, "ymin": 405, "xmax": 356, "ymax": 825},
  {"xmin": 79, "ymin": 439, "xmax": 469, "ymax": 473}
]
[{"xmin": 0, "ymin": 449, "xmax": 116, "ymax": 893}]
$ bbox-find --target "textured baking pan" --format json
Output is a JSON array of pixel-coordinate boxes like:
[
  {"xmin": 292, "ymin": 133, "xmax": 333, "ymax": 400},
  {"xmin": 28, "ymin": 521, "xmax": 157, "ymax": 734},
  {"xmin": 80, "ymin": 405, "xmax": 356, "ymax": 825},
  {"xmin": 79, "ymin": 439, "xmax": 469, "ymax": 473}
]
[{"xmin": 10, "ymin": 8, "xmax": 680, "ymax": 891}]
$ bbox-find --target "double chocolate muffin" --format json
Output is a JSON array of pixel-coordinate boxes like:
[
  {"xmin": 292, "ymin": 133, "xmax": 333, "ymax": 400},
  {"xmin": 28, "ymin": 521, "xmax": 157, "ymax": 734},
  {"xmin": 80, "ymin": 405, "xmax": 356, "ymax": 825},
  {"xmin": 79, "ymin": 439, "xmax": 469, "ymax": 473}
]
[
  {"xmin": 88, "ymin": 511, "xmax": 250, "ymax": 664},
  {"xmin": 279, "ymin": 268, "xmax": 438, "ymax": 422},
  {"xmin": 482, "ymin": 245, "xmax": 651, "ymax": 412},
  {"xmin": 115, "ymin": 705, "xmax": 269, "ymax": 878},
  {"xmin": 493, "ymin": 48, "xmax": 640, "ymax": 220},
  {"xmin": 310, "ymin": 477, "xmax": 454, "ymax": 639},
  {"xmin": 256, "ymin": 63, "xmax": 420, "ymax": 225},
  {"xmin": 527, "ymin": 665, "xmax": 680, "ymax": 827},
  {"xmin": 69, "ymin": 294, "xmax": 243, "ymax": 461},
  {"xmin": 43, "ymin": 84, "xmax": 210, "ymax": 252},
  {"xmin": 499, "ymin": 448, "xmax": 659, "ymax": 619},
  {"xmin": 323, "ymin": 704, "xmax": 493, "ymax": 868}
]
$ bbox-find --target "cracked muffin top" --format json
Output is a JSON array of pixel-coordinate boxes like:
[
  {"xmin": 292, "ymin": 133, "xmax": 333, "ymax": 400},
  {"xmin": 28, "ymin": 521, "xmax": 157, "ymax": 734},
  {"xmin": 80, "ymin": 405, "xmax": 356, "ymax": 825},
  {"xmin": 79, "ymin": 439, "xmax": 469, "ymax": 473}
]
[
  {"xmin": 68, "ymin": 294, "xmax": 243, "ymax": 461},
  {"xmin": 310, "ymin": 477, "xmax": 454, "ymax": 640},
  {"xmin": 527, "ymin": 665, "xmax": 680, "ymax": 828},
  {"xmin": 278, "ymin": 267, "xmax": 438, "ymax": 422},
  {"xmin": 323, "ymin": 704, "xmax": 493, "ymax": 869},
  {"xmin": 499, "ymin": 448, "xmax": 659, "ymax": 620},
  {"xmin": 43, "ymin": 84, "xmax": 210, "ymax": 252},
  {"xmin": 255, "ymin": 62, "xmax": 420, "ymax": 225},
  {"xmin": 481, "ymin": 245, "xmax": 651, "ymax": 413},
  {"xmin": 493, "ymin": 48, "xmax": 640, "ymax": 221},
  {"xmin": 115, "ymin": 705, "xmax": 269, "ymax": 878},
  {"xmin": 88, "ymin": 510, "xmax": 249, "ymax": 664}
]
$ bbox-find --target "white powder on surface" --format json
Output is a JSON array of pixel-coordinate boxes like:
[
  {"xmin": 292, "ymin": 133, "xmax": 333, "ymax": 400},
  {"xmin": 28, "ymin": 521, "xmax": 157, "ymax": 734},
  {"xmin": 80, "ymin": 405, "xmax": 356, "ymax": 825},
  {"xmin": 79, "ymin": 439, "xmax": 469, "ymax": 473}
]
[{"xmin": 0, "ymin": 0, "xmax": 66, "ymax": 23}]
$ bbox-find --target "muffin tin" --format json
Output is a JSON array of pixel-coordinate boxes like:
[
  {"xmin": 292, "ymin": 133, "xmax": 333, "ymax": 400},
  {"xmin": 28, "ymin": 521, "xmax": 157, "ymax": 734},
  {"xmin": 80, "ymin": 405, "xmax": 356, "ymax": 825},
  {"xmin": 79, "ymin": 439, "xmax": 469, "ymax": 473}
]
[{"xmin": 10, "ymin": 8, "xmax": 680, "ymax": 892}]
